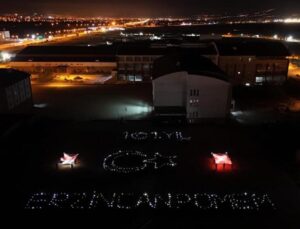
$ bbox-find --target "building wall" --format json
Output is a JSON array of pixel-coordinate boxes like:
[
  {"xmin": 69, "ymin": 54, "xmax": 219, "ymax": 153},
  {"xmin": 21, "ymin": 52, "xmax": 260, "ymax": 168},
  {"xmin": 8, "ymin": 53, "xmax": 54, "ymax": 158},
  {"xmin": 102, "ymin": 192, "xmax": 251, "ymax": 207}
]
[
  {"xmin": 254, "ymin": 58, "xmax": 289, "ymax": 84},
  {"xmin": 0, "ymin": 77, "xmax": 32, "ymax": 113},
  {"xmin": 203, "ymin": 54, "xmax": 218, "ymax": 65},
  {"xmin": 218, "ymin": 56, "xmax": 289, "ymax": 85},
  {"xmin": 8, "ymin": 61, "xmax": 117, "ymax": 77},
  {"xmin": 153, "ymin": 71, "xmax": 231, "ymax": 120},
  {"xmin": 153, "ymin": 72, "xmax": 187, "ymax": 107},
  {"xmin": 0, "ymin": 31, "xmax": 10, "ymax": 40},
  {"xmin": 117, "ymin": 55, "xmax": 162, "ymax": 82},
  {"xmin": 187, "ymin": 75, "xmax": 231, "ymax": 119}
]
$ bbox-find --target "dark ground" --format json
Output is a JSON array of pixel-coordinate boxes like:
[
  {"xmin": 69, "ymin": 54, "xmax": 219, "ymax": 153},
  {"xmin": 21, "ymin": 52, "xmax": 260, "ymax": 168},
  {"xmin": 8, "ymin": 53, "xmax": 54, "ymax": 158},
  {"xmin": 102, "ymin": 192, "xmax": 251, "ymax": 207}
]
[
  {"xmin": 31, "ymin": 83, "xmax": 153, "ymax": 120},
  {"xmin": 1, "ymin": 117, "xmax": 300, "ymax": 228},
  {"xmin": 1, "ymin": 81, "xmax": 300, "ymax": 228}
]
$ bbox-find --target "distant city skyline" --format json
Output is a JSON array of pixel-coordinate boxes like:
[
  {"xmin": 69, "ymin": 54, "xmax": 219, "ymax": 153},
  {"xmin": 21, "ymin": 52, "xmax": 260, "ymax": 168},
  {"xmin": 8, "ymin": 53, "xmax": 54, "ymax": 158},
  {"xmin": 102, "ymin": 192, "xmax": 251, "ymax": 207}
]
[{"xmin": 1, "ymin": 0, "xmax": 300, "ymax": 17}]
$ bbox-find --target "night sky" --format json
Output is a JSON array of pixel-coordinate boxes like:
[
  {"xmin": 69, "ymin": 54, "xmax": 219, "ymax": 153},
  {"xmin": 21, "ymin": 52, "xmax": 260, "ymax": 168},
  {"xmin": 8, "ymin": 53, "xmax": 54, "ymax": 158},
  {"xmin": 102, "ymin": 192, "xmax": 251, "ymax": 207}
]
[{"xmin": 1, "ymin": 0, "xmax": 300, "ymax": 17}]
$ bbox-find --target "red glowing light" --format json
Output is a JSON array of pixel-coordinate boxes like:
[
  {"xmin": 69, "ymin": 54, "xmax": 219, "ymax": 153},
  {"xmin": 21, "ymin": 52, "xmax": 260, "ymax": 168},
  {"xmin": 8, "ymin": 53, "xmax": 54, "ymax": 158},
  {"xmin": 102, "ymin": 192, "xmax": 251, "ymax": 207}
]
[{"xmin": 211, "ymin": 152, "xmax": 233, "ymax": 171}]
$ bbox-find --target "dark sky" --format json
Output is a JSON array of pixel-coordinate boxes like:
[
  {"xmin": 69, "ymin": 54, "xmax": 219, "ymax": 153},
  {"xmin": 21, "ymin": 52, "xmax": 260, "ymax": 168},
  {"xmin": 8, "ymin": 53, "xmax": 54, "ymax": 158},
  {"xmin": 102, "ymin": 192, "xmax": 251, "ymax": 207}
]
[{"xmin": 1, "ymin": 0, "xmax": 300, "ymax": 17}]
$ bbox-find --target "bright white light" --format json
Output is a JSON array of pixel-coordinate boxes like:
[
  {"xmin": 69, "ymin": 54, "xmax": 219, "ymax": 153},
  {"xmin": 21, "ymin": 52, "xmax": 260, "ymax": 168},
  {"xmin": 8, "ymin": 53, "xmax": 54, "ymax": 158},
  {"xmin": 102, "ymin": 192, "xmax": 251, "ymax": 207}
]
[
  {"xmin": 245, "ymin": 83, "xmax": 251, "ymax": 87},
  {"xmin": 150, "ymin": 35, "xmax": 161, "ymax": 40},
  {"xmin": 230, "ymin": 111, "xmax": 244, "ymax": 116},
  {"xmin": 211, "ymin": 152, "xmax": 232, "ymax": 165},
  {"xmin": 284, "ymin": 18, "xmax": 300, "ymax": 23},
  {"xmin": 31, "ymin": 34, "xmax": 36, "ymax": 39},
  {"xmin": 1, "ymin": 52, "xmax": 12, "ymax": 61},
  {"xmin": 34, "ymin": 103, "xmax": 48, "ymax": 108},
  {"xmin": 180, "ymin": 22, "xmax": 192, "ymax": 26},
  {"xmin": 273, "ymin": 34, "xmax": 278, "ymax": 39},
  {"xmin": 60, "ymin": 153, "xmax": 79, "ymax": 165},
  {"xmin": 286, "ymin": 35, "xmax": 295, "ymax": 42}
]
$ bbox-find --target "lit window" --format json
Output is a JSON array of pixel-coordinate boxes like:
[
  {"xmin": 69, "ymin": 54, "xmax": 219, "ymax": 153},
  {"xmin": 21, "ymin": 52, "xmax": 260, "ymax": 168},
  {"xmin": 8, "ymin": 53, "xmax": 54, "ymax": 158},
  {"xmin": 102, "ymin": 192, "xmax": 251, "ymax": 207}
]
[
  {"xmin": 135, "ymin": 75, "xmax": 143, "ymax": 82},
  {"xmin": 256, "ymin": 77, "xmax": 264, "ymax": 83}
]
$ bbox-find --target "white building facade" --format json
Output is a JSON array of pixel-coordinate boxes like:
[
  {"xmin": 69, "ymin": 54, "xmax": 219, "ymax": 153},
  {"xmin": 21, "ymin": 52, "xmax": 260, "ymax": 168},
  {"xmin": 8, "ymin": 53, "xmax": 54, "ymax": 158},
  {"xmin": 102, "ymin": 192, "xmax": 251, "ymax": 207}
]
[
  {"xmin": 153, "ymin": 71, "xmax": 231, "ymax": 122},
  {"xmin": 152, "ymin": 52, "xmax": 232, "ymax": 122}
]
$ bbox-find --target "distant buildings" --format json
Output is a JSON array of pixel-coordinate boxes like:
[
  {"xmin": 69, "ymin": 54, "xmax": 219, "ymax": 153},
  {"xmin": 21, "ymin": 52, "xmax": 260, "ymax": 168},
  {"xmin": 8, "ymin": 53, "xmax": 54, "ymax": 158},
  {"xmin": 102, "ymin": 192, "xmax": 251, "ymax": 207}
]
[
  {"xmin": 0, "ymin": 69, "xmax": 32, "ymax": 113},
  {"xmin": 116, "ymin": 43, "xmax": 218, "ymax": 82},
  {"xmin": 8, "ymin": 38, "xmax": 290, "ymax": 86},
  {"xmin": 116, "ymin": 45, "xmax": 165, "ymax": 82},
  {"xmin": 214, "ymin": 38, "xmax": 290, "ymax": 86},
  {"xmin": 8, "ymin": 46, "xmax": 117, "ymax": 81},
  {"xmin": 0, "ymin": 31, "xmax": 10, "ymax": 40},
  {"xmin": 152, "ymin": 50, "xmax": 232, "ymax": 122}
]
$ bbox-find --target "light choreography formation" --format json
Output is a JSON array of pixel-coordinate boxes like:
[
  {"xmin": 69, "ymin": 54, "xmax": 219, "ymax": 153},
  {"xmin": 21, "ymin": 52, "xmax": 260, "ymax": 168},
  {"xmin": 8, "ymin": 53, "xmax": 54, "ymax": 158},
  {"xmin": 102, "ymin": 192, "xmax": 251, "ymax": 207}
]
[
  {"xmin": 25, "ymin": 191, "xmax": 276, "ymax": 211},
  {"xmin": 58, "ymin": 153, "xmax": 79, "ymax": 168},
  {"xmin": 211, "ymin": 152, "xmax": 232, "ymax": 171},
  {"xmin": 123, "ymin": 131, "xmax": 191, "ymax": 142},
  {"xmin": 103, "ymin": 150, "xmax": 177, "ymax": 173}
]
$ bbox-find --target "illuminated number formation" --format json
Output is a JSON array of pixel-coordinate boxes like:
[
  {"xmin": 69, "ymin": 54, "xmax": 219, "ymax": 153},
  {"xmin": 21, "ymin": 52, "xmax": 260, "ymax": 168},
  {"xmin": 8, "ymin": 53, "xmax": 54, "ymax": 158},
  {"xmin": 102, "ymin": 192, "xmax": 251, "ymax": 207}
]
[
  {"xmin": 123, "ymin": 131, "xmax": 191, "ymax": 142},
  {"xmin": 25, "ymin": 191, "xmax": 276, "ymax": 211},
  {"xmin": 103, "ymin": 150, "xmax": 177, "ymax": 173}
]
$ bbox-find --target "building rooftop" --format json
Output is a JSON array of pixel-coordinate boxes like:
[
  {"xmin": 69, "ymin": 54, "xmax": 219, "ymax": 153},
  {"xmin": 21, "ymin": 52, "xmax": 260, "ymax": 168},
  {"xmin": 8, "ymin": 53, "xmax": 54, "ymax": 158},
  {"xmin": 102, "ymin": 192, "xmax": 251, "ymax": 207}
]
[
  {"xmin": 0, "ymin": 69, "xmax": 30, "ymax": 87},
  {"xmin": 153, "ymin": 49, "xmax": 228, "ymax": 81},
  {"xmin": 12, "ymin": 42, "xmax": 217, "ymax": 62},
  {"xmin": 214, "ymin": 38, "xmax": 290, "ymax": 56},
  {"xmin": 13, "ymin": 45, "xmax": 117, "ymax": 62},
  {"xmin": 117, "ymin": 42, "xmax": 217, "ymax": 56},
  {"xmin": 117, "ymin": 43, "xmax": 166, "ymax": 56}
]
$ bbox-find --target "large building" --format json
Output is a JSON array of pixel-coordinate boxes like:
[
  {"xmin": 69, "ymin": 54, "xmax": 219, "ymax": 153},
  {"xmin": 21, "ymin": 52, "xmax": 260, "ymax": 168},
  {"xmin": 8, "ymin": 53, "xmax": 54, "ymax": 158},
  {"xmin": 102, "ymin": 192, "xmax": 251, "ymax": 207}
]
[
  {"xmin": 152, "ymin": 50, "xmax": 232, "ymax": 122},
  {"xmin": 8, "ymin": 38, "xmax": 290, "ymax": 86},
  {"xmin": 116, "ymin": 44, "xmax": 165, "ymax": 82},
  {"xmin": 116, "ymin": 42, "xmax": 218, "ymax": 82},
  {"xmin": 214, "ymin": 38, "xmax": 290, "ymax": 85},
  {"xmin": 0, "ymin": 69, "xmax": 32, "ymax": 113},
  {"xmin": 8, "ymin": 46, "xmax": 117, "ymax": 80},
  {"xmin": 0, "ymin": 31, "xmax": 10, "ymax": 40}
]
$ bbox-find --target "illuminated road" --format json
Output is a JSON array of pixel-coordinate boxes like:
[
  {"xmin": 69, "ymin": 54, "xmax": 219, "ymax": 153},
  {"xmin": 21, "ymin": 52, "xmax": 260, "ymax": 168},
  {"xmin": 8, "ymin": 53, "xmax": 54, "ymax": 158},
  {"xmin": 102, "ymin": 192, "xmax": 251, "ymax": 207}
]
[
  {"xmin": 222, "ymin": 33, "xmax": 300, "ymax": 43},
  {"xmin": 125, "ymin": 19, "xmax": 150, "ymax": 27},
  {"xmin": 0, "ymin": 18, "xmax": 152, "ymax": 53},
  {"xmin": 289, "ymin": 62, "xmax": 300, "ymax": 79},
  {"xmin": 0, "ymin": 30, "xmax": 108, "ymax": 52},
  {"xmin": 0, "ymin": 23, "xmax": 131, "ymax": 53}
]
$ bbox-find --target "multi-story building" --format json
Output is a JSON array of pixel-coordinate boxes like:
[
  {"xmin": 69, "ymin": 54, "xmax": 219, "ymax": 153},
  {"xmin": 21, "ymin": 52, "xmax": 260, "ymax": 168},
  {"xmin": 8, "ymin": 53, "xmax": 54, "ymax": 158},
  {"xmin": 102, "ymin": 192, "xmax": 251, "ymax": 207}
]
[
  {"xmin": 8, "ymin": 38, "xmax": 290, "ymax": 86},
  {"xmin": 0, "ymin": 69, "xmax": 32, "ymax": 113},
  {"xmin": 116, "ymin": 44, "xmax": 165, "ymax": 82},
  {"xmin": 116, "ymin": 42, "xmax": 218, "ymax": 82},
  {"xmin": 152, "ymin": 50, "xmax": 231, "ymax": 122},
  {"xmin": 214, "ymin": 38, "xmax": 290, "ymax": 85},
  {"xmin": 0, "ymin": 31, "xmax": 10, "ymax": 40}
]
